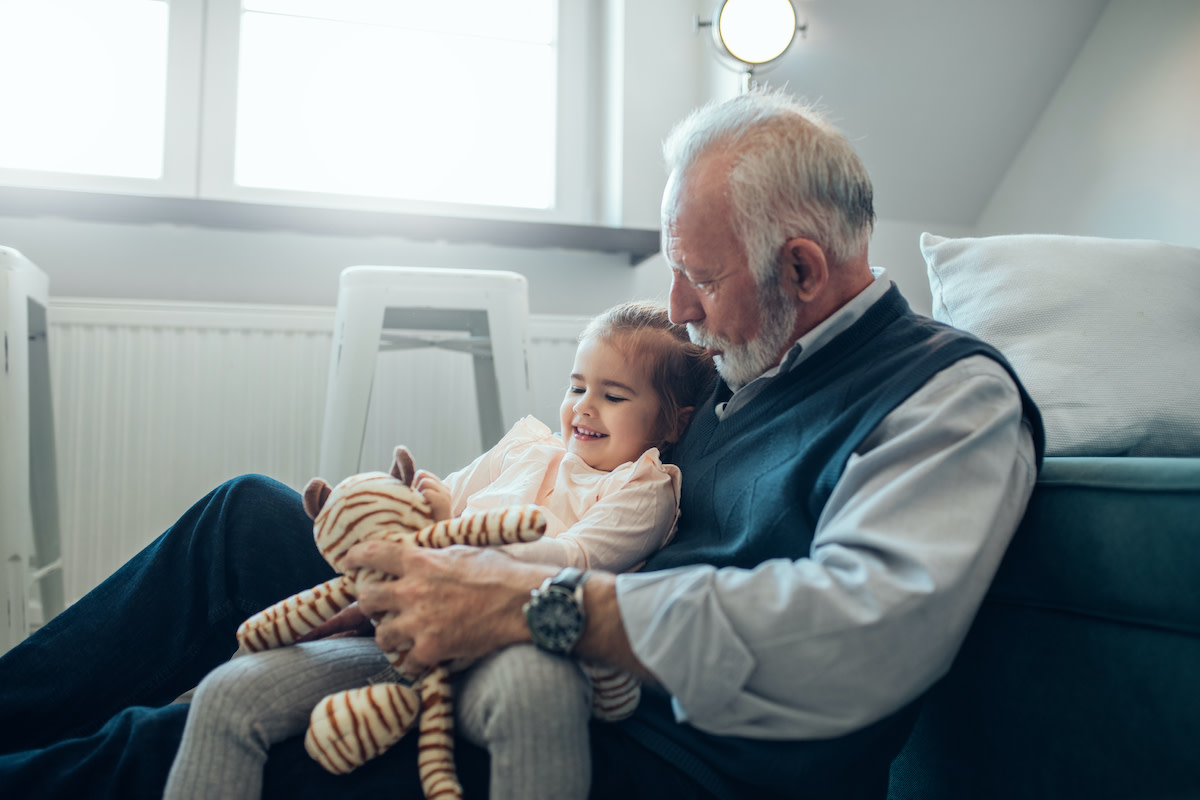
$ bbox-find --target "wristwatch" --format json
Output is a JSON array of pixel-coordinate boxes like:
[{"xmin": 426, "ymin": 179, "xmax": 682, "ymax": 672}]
[{"xmin": 523, "ymin": 567, "xmax": 590, "ymax": 655}]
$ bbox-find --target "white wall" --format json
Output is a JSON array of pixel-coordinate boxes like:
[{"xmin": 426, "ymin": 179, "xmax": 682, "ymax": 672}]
[{"xmin": 978, "ymin": 0, "xmax": 1200, "ymax": 247}]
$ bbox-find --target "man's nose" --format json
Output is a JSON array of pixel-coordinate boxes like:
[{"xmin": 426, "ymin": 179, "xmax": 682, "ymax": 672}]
[{"xmin": 668, "ymin": 273, "xmax": 703, "ymax": 325}]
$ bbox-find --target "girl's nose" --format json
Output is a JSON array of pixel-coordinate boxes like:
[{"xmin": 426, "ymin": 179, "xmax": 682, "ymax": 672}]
[{"xmin": 573, "ymin": 393, "xmax": 594, "ymax": 416}]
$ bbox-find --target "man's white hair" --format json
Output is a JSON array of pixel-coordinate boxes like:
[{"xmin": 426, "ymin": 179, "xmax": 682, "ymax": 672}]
[{"xmin": 662, "ymin": 89, "xmax": 875, "ymax": 282}]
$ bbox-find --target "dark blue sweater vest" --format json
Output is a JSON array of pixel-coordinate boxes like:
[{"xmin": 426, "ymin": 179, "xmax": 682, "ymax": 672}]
[{"xmin": 619, "ymin": 285, "xmax": 1044, "ymax": 799}]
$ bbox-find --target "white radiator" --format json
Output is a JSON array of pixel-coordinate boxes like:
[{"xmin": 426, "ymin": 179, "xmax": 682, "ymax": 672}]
[{"xmin": 46, "ymin": 299, "xmax": 586, "ymax": 607}]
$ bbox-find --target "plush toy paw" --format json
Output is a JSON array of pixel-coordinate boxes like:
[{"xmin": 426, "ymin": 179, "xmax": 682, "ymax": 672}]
[
  {"xmin": 237, "ymin": 576, "xmax": 356, "ymax": 652},
  {"xmin": 305, "ymin": 683, "xmax": 421, "ymax": 774},
  {"xmin": 584, "ymin": 662, "xmax": 642, "ymax": 721}
]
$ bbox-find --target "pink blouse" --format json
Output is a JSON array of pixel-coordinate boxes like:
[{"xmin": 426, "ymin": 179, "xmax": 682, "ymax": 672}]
[{"xmin": 441, "ymin": 416, "xmax": 681, "ymax": 572}]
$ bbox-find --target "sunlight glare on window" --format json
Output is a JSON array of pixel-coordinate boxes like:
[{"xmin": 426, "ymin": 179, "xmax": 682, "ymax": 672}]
[
  {"xmin": 234, "ymin": 0, "xmax": 557, "ymax": 209},
  {"xmin": 0, "ymin": 0, "xmax": 168, "ymax": 179}
]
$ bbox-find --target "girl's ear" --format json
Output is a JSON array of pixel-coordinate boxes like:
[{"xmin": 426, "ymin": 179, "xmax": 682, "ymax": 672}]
[{"xmin": 663, "ymin": 405, "xmax": 695, "ymax": 445}]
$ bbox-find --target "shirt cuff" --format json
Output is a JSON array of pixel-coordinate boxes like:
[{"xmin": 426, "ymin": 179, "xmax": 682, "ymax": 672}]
[{"xmin": 615, "ymin": 566, "xmax": 756, "ymax": 725}]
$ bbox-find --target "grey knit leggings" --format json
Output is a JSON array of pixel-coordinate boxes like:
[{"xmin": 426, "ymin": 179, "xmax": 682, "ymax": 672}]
[{"xmin": 163, "ymin": 638, "xmax": 593, "ymax": 800}]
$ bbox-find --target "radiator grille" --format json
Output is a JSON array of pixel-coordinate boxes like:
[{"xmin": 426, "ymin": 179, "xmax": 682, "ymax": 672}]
[{"xmin": 46, "ymin": 299, "xmax": 585, "ymax": 606}]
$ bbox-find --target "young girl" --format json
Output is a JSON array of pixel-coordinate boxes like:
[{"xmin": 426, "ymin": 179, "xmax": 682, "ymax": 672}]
[{"xmin": 163, "ymin": 300, "xmax": 716, "ymax": 800}]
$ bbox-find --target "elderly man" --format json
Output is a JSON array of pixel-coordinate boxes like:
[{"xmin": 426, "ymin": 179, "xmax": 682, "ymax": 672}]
[{"xmin": 0, "ymin": 90, "xmax": 1041, "ymax": 799}]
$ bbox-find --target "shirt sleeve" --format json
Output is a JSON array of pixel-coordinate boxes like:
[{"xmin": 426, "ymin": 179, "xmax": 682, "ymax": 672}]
[
  {"xmin": 615, "ymin": 355, "xmax": 1039, "ymax": 739},
  {"xmin": 502, "ymin": 453, "xmax": 682, "ymax": 573},
  {"xmin": 441, "ymin": 416, "xmax": 549, "ymax": 517}
]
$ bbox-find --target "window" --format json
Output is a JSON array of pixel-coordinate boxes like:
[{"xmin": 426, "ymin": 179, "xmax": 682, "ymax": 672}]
[
  {"xmin": 0, "ymin": 0, "xmax": 591, "ymax": 222},
  {"xmin": 0, "ymin": 0, "xmax": 171, "ymax": 181}
]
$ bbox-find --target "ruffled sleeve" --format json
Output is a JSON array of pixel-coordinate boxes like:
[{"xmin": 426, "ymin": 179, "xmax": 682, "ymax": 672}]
[
  {"xmin": 500, "ymin": 448, "xmax": 682, "ymax": 573},
  {"xmin": 441, "ymin": 416, "xmax": 558, "ymax": 517}
]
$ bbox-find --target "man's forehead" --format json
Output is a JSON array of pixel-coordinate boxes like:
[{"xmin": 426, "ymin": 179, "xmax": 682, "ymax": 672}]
[{"xmin": 660, "ymin": 226, "xmax": 686, "ymax": 271}]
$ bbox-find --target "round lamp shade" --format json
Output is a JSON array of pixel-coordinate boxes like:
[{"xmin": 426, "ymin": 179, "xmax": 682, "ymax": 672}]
[{"xmin": 714, "ymin": 0, "xmax": 798, "ymax": 65}]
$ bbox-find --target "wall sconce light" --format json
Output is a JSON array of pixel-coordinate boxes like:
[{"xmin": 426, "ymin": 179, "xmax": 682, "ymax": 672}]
[{"xmin": 695, "ymin": 0, "xmax": 807, "ymax": 92}]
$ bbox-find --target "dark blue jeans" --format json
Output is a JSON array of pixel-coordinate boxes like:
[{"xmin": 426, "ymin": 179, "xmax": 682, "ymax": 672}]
[{"xmin": 0, "ymin": 474, "xmax": 716, "ymax": 800}]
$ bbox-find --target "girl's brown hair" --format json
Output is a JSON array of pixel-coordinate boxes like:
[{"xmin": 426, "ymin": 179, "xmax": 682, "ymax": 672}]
[{"xmin": 580, "ymin": 301, "xmax": 716, "ymax": 450}]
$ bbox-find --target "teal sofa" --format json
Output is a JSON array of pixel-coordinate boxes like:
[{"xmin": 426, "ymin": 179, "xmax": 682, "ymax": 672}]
[{"xmin": 888, "ymin": 457, "xmax": 1200, "ymax": 799}]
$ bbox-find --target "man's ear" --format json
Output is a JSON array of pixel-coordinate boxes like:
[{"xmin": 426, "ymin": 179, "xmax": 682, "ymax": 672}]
[
  {"xmin": 663, "ymin": 406, "xmax": 695, "ymax": 445},
  {"xmin": 782, "ymin": 237, "xmax": 829, "ymax": 303}
]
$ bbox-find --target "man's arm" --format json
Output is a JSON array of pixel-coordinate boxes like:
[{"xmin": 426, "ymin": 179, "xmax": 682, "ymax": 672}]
[
  {"xmin": 344, "ymin": 543, "xmax": 655, "ymax": 680},
  {"xmin": 617, "ymin": 356, "xmax": 1037, "ymax": 739}
]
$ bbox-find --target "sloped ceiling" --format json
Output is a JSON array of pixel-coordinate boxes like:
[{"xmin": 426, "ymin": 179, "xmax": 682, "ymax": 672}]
[{"xmin": 749, "ymin": 0, "xmax": 1110, "ymax": 224}]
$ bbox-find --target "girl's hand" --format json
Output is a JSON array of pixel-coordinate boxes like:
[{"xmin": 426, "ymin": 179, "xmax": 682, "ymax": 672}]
[{"xmin": 413, "ymin": 469, "xmax": 452, "ymax": 522}]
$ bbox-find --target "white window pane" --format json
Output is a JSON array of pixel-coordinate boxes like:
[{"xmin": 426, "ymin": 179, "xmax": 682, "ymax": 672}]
[
  {"xmin": 0, "ymin": 0, "xmax": 168, "ymax": 179},
  {"xmin": 234, "ymin": 9, "xmax": 557, "ymax": 209}
]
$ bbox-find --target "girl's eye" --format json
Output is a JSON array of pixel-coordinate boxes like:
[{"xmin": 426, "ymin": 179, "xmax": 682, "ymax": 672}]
[
  {"xmin": 568, "ymin": 386, "xmax": 584, "ymax": 394},
  {"xmin": 605, "ymin": 394, "xmax": 628, "ymax": 403}
]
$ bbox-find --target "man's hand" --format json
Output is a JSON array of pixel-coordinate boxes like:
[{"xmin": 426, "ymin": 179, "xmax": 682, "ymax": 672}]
[
  {"xmin": 344, "ymin": 543, "xmax": 548, "ymax": 676},
  {"xmin": 343, "ymin": 541, "xmax": 656, "ymax": 681}
]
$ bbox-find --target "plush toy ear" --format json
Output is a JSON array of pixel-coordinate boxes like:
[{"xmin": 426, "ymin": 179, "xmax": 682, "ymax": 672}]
[
  {"xmin": 302, "ymin": 478, "xmax": 333, "ymax": 520},
  {"xmin": 391, "ymin": 446, "xmax": 416, "ymax": 486}
]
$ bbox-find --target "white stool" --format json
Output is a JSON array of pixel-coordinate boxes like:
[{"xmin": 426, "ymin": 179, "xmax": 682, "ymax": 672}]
[
  {"xmin": 318, "ymin": 266, "xmax": 532, "ymax": 482},
  {"xmin": 0, "ymin": 247, "xmax": 64, "ymax": 654}
]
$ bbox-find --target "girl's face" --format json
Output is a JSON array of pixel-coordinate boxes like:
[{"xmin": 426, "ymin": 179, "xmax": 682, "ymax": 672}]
[{"xmin": 560, "ymin": 335, "xmax": 664, "ymax": 472}]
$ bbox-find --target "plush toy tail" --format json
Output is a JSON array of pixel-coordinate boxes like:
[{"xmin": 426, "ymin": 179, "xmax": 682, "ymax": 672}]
[{"xmin": 416, "ymin": 666, "xmax": 463, "ymax": 800}]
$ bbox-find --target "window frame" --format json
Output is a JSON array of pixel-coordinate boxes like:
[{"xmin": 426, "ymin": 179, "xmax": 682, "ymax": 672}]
[
  {"xmin": 0, "ymin": 0, "xmax": 205, "ymax": 198},
  {"xmin": 0, "ymin": 0, "xmax": 598, "ymax": 226}
]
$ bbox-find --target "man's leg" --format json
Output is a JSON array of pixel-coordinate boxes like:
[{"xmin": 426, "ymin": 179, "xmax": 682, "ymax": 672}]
[
  {"xmin": 0, "ymin": 703, "xmax": 192, "ymax": 800},
  {"xmin": 0, "ymin": 473, "xmax": 336, "ymax": 753}
]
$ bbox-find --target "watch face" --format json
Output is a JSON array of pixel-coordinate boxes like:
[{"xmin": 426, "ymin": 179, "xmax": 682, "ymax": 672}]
[{"xmin": 529, "ymin": 589, "xmax": 584, "ymax": 654}]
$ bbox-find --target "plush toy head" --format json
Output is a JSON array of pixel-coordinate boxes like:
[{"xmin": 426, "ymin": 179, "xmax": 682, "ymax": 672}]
[{"xmin": 301, "ymin": 446, "xmax": 433, "ymax": 575}]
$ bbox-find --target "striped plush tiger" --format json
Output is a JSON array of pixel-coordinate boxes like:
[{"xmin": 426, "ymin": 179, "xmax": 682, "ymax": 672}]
[{"xmin": 237, "ymin": 446, "xmax": 547, "ymax": 800}]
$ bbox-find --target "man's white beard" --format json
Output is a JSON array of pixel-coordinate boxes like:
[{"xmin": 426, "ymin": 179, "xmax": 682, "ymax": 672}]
[{"xmin": 688, "ymin": 276, "xmax": 798, "ymax": 391}]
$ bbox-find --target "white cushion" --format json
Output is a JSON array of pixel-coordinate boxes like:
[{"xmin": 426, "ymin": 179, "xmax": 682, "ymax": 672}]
[{"xmin": 921, "ymin": 232, "xmax": 1200, "ymax": 457}]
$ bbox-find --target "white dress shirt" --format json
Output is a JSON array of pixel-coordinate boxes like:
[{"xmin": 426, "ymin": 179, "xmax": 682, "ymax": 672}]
[{"xmin": 615, "ymin": 269, "xmax": 1038, "ymax": 739}]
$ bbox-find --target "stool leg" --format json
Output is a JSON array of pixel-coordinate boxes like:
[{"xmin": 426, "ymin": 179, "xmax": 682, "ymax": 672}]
[{"xmin": 319, "ymin": 306, "xmax": 385, "ymax": 482}]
